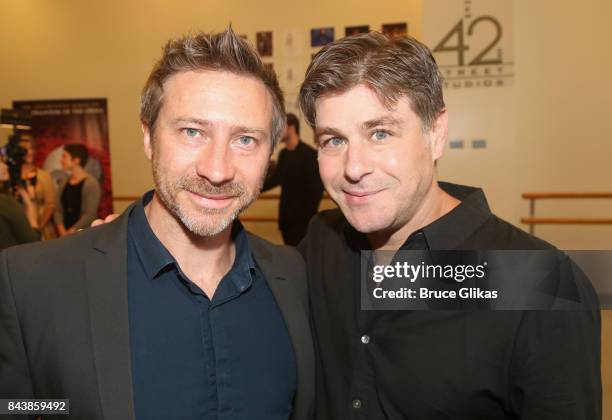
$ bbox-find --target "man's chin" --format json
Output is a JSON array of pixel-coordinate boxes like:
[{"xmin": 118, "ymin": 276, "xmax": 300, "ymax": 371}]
[
  {"xmin": 344, "ymin": 212, "xmax": 387, "ymax": 235},
  {"xmin": 179, "ymin": 211, "xmax": 238, "ymax": 237}
]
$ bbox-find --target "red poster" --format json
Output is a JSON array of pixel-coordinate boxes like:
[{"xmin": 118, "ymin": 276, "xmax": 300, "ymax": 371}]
[{"xmin": 13, "ymin": 98, "xmax": 113, "ymax": 217}]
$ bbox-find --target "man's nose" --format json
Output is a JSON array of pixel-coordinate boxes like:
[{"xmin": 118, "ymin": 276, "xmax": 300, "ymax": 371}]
[
  {"xmin": 343, "ymin": 141, "xmax": 374, "ymax": 182},
  {"xmin": 195, "ymin": 139, "xmax": 236, "ymax": 185}
]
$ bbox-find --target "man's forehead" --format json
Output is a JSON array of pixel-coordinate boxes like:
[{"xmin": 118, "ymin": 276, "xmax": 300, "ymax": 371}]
[
  {"xmin": 313, "ymin": 85, "xmax": 415, "ymax": 130},
  {"xmin": 159, "ymin": 70, "xmax": 273, "ymax": 128},
  {"xmin": 162, "ymin": 69, "xmax": 268, "ymax": 98}
]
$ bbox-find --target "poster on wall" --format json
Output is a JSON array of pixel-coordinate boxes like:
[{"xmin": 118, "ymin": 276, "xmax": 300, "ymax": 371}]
[
  {"xmin": 345, "ymin": 25, "xmax": 370, "ymax": 37},
  {"xmin": 256, "ymin": 31, "xmax": 273, "ymax": 56},
  {"xmin": 381, "ymin": 22, "xmax": 408, "ymax": 38},
  {"xmin": 310, "ymin": 27, "xmax": 334, "ymax": 47},
  {"xmin": 12, "ymin": 98, "xmax": 113, "ymax": 218}
]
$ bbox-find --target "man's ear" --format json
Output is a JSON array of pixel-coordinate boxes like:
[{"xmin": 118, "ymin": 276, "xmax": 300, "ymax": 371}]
[
  {"xmin": 429, "ymin": 108, "xmax": 449, "ymax": 162},
  {"xmin": 142, "ymin": 123, "xmax": 153, "ymax": 161}
]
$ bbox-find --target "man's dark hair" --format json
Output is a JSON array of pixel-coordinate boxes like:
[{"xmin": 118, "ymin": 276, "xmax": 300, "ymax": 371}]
[
  {"xmin": 286, "ymin": 113, "xmax": 300, "ymax": 135},
  {"xmin": 141, "ymin": 26, "xmax": 286, "ymax": 146},
  {"xmin": 299, "ymin": 32, "xmax": 445, "ymax": 131},
  {"xmin": 64, "ymin": 144, "xmax": 89, "ymax": 167}
]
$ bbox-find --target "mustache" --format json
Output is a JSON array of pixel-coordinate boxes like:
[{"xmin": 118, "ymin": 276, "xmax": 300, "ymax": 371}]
[{"xmin": 176, "ymin": 176, "xmax": 246, "ymax": 197}]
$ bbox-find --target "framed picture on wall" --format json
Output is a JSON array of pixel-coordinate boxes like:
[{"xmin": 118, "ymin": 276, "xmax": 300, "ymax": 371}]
[
  {"xmin": 256, "ymin": 31, "xmax": 273, "ymax": 56},
  {"xmin": 310, "ymin": 27, "xmax": 334, "ymax": 47},
  {"xmin": 382, "ymin": 22, "xmax": 408, "ymax": 38},
  {"xmin": 345, "ymin": 25, "xmax": 370, "ymax": 37}
]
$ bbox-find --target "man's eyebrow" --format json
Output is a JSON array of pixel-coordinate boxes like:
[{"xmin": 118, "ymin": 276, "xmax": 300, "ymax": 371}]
[
  {"xmin": 362, "ymin": 117, "xmax": 402, "ymax": 130},
  {"xmin": 231, "ymin": 126, "xmax": 268, "ymax": 136},
  {"xmin": 171, "ymin": 119, "xmax": 267, "ymax": 136},
  {"xmin": 314, "ymin": 127, "xmax": 344, "ymax": 141},
  {"xmin": 171, "ymin": 118, "xmax": 212, "ymax": 126}
]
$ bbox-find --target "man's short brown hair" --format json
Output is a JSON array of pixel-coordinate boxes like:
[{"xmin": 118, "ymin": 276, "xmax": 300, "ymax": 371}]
[
  {"xmin": 141, "ymin": 27, "xmax": 286, "ymax": 145},
  {"xmin": 299, "ymin": 32, "xmax": 444, "ymax": 131}
]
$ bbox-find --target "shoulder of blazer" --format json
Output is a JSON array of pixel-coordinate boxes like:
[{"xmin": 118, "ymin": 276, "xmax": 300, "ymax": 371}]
[
  {"xmin": 247, "ymin": 233, "xmax": 308, "ymax": 302},
  {"xmin": 2, "ymin": 202, "xmax": 134, "ymax": 286}
]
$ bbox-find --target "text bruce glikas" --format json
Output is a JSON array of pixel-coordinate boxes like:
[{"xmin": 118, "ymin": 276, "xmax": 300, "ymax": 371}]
[{"xmin": 371, "ymin": 261, "xmax": 499, "ymax": 300}]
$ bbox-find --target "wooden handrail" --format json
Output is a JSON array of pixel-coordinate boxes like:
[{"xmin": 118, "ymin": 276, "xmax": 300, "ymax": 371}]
[
  {"xmin": 113, "ymin": 195, "xmax": 140, "ymax": 202},
  {"xmin": 239, "ymin": 216, "xmax": 277, "ymax": 223},
  {"xmin": 522, "ymin": 192, "xmax": 612, "ymax": 199},
  {"xmin": 522, "ymin": 192, "xmax": 612, "ymax": 234},
  {"xmin": 521, "ymin": 217, "xmax": 612, "ymax": 225}
]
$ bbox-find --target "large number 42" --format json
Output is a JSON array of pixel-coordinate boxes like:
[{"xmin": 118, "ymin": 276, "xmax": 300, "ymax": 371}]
[{"xmin": 433, "ymin": 16, "xmax": 503, "ymax": 66}]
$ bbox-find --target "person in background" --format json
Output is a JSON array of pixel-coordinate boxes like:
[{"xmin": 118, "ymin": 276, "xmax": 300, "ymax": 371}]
[
  {"xmin": 54, "ymin": 143, "xmax": 101, "ymax": 236},
  {"xmin": 0, "ymin": 162, "xmax": 40, "ymax": 249},
  {"xmin": 19, "ymin": 135, "xmax": 57, "ymax": 239},
  {"xmin": 263, "ymin": 113, "xmax": 323, "ymax": 245}
]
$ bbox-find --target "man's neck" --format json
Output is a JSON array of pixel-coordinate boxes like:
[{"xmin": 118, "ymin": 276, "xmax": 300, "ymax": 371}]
[
  {"xmin": 285, "ymin": 134, "xmax": 299, "ymax": 151},
  {"xmin": 367, "ymin": 182, "xmax": 460, "ymax": 251},
  {"xmin": 144, "ymin": 192, "xmax": 235, "ymax": 298}
]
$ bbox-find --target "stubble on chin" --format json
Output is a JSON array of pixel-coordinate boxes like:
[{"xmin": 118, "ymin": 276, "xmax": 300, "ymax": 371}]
[{"xmin": 151, "ymin": 160, "xmax": 265, "ymax": 237}]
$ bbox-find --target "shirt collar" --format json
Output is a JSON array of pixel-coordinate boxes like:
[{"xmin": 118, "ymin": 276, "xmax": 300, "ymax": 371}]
[
  {"xmin": 128, "ymin": 190, "xmax": 175, "ymax": 279},
  {"xmin": 229, "ymin": 220, "xmax": 257, "ymax": 292},
  {"xmin": 420, "ymin": 182, "xmax": 492, "ymax": 249},
  {"xmin": 128, "ymin": 190, "xmax": 256, "ymax": 290}
]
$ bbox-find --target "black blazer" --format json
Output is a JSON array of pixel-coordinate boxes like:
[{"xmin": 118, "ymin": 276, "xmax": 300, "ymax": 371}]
[{"xmin": 0, "ymin": 205, "xmax": 314, "ymax": 420}]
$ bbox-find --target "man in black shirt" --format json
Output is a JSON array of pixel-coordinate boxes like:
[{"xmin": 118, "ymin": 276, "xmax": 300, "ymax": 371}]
[
  {"xmin": 263, "ymin": 113, "xmax": 323, "ymax": 245},
  {"xmin": 297, "ymin": 32, "xmax": 601, "ymax": 419}
]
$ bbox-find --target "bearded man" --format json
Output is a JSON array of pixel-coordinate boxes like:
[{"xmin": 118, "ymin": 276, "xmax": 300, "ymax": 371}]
[{"xmin": 0, "ymin": 28, "xmax": 313, "ymax": 420}]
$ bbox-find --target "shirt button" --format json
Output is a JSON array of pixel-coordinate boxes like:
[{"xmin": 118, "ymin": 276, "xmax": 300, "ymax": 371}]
[
  {"xmin": 361, "ymin": 334, "xmax": 370, "ymax": 344},
  {"xmin": 352, "ymin": 399, "xmax": 362, "ymax": 409}
]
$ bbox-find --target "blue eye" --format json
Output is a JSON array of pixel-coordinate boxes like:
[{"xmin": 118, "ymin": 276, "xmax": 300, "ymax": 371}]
[
  {"xmin": 184, "ymin": 128, "xmax": 199, "ymax": 137},
  {"xmin": 373, "ymin": 130, "xmax": 389, "ymax": 141},
  {"xmin": 238, "ymin": 136, "xmax": 254, "ymax": 146},
  {"xmin": 322, "ymin": 137, "xmax": 345, "ymax": 148}
]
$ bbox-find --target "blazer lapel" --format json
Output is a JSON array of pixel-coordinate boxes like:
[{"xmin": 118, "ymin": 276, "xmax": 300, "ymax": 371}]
[
  {"xmin": 85, "ymin": 205, "xmax": 136, "ymax": 420},
  {"xmin": 249, "ymin": 235, "xmax": 314, "ymax": 420}
]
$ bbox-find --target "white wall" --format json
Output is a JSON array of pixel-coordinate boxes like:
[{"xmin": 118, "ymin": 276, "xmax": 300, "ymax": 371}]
[{"xmin": 513, "ymin": 0, "xmax": 612, "ymax": 249}]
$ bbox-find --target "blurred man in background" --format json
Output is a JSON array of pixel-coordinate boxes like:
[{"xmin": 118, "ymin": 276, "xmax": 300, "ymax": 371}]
[{"xmin": 263, "ymin": 113, "xmax": 323, "ymax": 245}]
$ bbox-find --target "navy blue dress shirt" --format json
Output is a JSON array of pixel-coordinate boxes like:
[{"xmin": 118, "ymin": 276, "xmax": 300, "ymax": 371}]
[{"xmin": 127, "ymin": 191, "xmax": 297, "ymax": 420}]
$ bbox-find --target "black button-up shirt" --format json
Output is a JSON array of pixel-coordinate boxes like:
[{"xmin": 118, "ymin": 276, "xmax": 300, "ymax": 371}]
[
  {"xmin": 127, "ymin": 191, "xmax": 297, "ymax": 420},
  {"xmin": 300, "ymin": 182, "xmax": 601, "ymax": 420}
]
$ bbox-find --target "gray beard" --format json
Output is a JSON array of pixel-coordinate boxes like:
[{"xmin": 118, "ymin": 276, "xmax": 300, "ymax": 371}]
[{"xmin": 152, "ymin": 160, "xmax": 263, "ymax": 237}]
